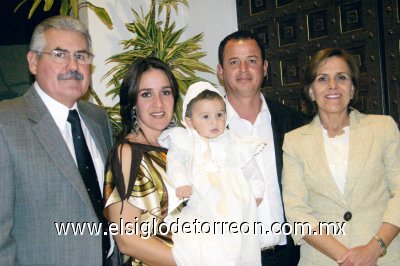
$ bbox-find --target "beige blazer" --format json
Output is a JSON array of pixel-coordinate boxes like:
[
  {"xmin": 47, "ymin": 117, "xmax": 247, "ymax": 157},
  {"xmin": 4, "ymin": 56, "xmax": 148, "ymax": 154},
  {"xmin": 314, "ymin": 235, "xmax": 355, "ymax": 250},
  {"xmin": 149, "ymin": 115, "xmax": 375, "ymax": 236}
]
[{"xmin": 282, "ymin": 110, "xmax": 400, "ymax": 265}]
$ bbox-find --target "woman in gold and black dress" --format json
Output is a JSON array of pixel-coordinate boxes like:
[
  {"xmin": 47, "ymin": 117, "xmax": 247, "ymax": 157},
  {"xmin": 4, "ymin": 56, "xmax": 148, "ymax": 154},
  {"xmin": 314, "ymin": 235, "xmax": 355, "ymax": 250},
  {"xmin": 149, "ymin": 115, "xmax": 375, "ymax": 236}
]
[{"xmin": 103, "ymin": 57, "xmax": 179, "ymax": 266}]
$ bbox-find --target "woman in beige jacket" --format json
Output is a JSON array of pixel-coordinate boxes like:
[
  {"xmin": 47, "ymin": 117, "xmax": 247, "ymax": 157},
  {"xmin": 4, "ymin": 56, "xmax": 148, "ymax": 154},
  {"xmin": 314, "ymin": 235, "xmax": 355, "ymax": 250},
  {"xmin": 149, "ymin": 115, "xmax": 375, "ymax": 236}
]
[{"xmin": 282, "ymin": 48, "xmax": 400, "ymax": 265}]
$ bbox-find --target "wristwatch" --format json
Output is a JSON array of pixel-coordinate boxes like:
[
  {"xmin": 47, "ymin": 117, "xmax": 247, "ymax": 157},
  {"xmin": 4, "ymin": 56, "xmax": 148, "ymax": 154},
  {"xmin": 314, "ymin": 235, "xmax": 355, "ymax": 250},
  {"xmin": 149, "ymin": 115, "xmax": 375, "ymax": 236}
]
[{"xmin": 373, "ymin": 235, "xmax": 387, "ymax": 257}]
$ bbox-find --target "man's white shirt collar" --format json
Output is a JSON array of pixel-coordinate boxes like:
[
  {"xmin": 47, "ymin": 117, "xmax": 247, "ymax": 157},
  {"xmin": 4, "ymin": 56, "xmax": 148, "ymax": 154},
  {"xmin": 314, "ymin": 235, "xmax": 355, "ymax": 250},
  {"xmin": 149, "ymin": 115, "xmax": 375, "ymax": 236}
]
[
  {"xmin": 34, "ymin": 81, "xmax": 79, "ymax": 130},
  {"xmin": 226, "ymin": 93, "xmax": 270, "ymax": 125}
]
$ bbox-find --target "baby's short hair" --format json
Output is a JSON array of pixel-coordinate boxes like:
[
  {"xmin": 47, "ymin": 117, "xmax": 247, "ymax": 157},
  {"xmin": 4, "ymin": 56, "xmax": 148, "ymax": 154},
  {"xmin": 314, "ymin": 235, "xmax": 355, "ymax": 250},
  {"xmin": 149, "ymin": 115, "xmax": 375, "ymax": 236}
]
[{"xmin": 185, "ymin": 90, "xmax": 225, "ymax": 118}]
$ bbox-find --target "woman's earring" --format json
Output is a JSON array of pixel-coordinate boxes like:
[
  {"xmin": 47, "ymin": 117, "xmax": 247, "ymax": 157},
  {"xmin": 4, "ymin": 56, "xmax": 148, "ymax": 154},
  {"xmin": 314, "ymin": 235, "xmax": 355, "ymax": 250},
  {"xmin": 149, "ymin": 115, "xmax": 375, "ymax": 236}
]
[
  {"xmin": 351, "ymin": 86, "xmax": 354, "ymax": 99},
  {"xmin": 309, "ymin": 88, "xmax": 315, "ymax": 101},
  {"xmin": 131, "ymin": 106, "xmax": 139, "ymax": 133}
]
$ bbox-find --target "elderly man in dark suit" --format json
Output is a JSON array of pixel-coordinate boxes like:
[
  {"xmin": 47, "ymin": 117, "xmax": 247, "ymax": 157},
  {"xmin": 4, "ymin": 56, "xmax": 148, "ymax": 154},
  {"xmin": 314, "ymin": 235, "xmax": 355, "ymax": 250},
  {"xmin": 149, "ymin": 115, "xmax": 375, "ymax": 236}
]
[
  {"xmin": 217, "ymin": 30, "xmax": 305, "ymax": 266},
  {"xmin": 0, "ymin": 16, "xmax": 116, "ymax": 265}
]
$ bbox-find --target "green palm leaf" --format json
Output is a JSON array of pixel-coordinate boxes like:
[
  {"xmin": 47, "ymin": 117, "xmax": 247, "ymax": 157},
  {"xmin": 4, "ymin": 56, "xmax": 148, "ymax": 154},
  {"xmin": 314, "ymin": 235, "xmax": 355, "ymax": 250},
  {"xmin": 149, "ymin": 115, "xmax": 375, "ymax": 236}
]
[
  {"xmin": 102, "ymin": 0, "xmax": 214, "ymax": 134},
  {"xmin": 14, "ymin": 0, "xmax": 112, "ymax": 28},
  {"xmin": 44, "ymin": 0, "xmax": 54, "ymax": 11}
]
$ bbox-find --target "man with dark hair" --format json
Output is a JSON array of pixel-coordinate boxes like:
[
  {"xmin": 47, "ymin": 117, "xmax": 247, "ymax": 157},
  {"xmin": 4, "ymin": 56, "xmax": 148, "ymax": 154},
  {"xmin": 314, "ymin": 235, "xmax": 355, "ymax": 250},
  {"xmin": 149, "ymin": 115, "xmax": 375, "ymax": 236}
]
[
  {"xmin": 218, "ymin": 30, "xmax": 304, "ymax": 265},
  {"xmin": 0, "ymin": 16, "xmax": 116, "ymax": 265}
]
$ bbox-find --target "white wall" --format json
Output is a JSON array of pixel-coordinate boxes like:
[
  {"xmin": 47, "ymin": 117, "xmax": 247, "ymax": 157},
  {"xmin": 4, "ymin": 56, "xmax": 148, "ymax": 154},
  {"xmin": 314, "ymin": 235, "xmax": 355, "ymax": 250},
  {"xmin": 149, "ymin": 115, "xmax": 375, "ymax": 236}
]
[{"xmin": 86, "ymin": 0, "xmax": 237, "ymax": 107}]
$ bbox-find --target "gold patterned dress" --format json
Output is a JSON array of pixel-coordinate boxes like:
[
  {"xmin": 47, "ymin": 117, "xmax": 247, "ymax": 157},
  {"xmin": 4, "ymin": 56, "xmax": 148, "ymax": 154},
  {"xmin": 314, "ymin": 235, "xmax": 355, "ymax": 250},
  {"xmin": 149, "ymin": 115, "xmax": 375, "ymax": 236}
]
[{"xmin": 103, "ymin": 140, "xmax": 174, "ymax": 266}]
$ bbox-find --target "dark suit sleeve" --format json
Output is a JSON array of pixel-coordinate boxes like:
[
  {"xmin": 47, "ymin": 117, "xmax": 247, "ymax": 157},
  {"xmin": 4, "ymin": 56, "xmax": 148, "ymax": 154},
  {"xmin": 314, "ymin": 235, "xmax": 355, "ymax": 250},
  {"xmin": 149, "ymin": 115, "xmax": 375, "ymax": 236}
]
[
  {"xmin": 264, "ymin": 98, "xmax": 302, "ymax": 263},
  {"xmin": 267, "ymin": 99, "xmax": 308, "ymax": 181},
  {"xmin": 270, "ymin": 100, "xmax": 308, "ymax": 131},
  {"xmin": 104, "ymin": 112, "xmax": 114, "ymax": 149},
  {"xmin": 289, "ymin": 108, "xmax": 308, "ymax": 129},
  {"xmin": 0, "ymin": 127, "xmax": 18, "ymax": 265}
]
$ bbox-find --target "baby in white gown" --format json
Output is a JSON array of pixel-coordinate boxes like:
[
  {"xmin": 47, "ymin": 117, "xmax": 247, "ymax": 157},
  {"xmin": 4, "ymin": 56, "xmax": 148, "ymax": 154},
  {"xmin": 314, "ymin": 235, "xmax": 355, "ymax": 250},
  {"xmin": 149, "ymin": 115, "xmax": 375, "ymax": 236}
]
[{"xmin": 159, "ymin": 81, "xmax": 265, "ymax": 266}]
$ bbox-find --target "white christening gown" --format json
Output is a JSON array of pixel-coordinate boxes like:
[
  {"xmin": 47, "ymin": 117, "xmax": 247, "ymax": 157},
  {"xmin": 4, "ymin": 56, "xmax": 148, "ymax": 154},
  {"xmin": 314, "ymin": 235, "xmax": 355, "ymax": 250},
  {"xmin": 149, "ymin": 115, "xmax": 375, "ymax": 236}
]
[{"xmin": 159, "ymin": 127, "xmax": 264, "ymax": 266}]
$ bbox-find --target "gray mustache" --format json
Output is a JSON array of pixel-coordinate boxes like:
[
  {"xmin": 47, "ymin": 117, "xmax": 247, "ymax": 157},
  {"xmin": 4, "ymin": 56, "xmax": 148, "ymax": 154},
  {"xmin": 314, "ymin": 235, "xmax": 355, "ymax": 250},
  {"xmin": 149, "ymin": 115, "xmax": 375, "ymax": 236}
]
[{"xmin": 57, "ymin": 70, "xmax": 83, "ymax": 81}]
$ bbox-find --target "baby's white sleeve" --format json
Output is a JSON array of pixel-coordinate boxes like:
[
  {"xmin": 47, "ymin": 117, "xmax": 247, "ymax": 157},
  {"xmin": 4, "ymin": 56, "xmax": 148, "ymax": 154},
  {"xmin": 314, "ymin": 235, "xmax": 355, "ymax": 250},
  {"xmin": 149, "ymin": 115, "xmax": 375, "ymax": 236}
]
[
  {"xmin": 159, "ymin": 127, "xmax": 194, "ymax": 188},
  {"xmin": 166, "ymin": 144, "xmax": 191, "ymax": 188}
]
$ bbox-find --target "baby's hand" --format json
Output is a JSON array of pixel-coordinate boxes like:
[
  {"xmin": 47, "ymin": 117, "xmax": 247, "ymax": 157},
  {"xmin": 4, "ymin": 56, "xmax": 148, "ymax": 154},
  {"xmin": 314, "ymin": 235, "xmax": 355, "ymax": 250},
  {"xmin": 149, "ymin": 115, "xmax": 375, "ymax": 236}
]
[
  {"xmin": 176, "ymin": 185, "xmax": 193, "ymax": 200},
  {"xmin": 255, "ymin": 198, "xmax": 263, "ymax": 206}
]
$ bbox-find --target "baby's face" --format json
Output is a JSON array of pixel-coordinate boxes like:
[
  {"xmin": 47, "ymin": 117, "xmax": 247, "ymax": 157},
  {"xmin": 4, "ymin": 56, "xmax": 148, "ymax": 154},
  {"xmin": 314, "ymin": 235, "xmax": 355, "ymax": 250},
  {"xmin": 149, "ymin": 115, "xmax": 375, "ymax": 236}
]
[{"xmin": 185, "ymin": 98, "xmax": 226, "ymax": 139}]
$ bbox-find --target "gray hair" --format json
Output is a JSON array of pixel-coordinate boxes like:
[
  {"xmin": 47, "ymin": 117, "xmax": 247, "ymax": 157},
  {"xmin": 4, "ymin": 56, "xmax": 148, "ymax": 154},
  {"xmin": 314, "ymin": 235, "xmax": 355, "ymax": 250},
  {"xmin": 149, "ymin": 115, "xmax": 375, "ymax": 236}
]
[{"xmin": 30, "ymin": 15, "xmax": 92, "ymax": 52}]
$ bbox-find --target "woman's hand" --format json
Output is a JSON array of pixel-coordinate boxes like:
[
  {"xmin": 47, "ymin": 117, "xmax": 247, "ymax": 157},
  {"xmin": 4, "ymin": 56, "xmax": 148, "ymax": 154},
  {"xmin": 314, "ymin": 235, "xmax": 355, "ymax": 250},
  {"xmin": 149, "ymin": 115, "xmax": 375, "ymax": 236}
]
[
  {"xmin": 337, "ymin": 239, "xmax": 381, "ymax": 266},
  {"xmin": 338, "ymin": 223, "xmax": 400, "ymax": 265}
]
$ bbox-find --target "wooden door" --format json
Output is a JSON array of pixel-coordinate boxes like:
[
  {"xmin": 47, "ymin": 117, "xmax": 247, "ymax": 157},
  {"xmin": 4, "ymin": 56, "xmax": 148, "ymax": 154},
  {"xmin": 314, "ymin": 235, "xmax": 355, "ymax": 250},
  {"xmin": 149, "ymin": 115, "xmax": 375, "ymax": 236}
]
[{"xmin": 237, "ymin": 0, "xmax": 400, "ymax": 124}]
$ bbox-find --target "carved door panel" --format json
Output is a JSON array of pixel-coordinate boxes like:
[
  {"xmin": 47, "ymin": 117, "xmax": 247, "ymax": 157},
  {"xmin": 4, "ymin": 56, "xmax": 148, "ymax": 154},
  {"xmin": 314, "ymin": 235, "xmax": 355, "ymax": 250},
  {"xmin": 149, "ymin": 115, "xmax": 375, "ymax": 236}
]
[
  {"xmin": 237, "ymin": 0, "xmax": 400, "ymax": 124},
  {"xmin": 381, "ymin": 0, "xmax": 400, "ymax": 124}
]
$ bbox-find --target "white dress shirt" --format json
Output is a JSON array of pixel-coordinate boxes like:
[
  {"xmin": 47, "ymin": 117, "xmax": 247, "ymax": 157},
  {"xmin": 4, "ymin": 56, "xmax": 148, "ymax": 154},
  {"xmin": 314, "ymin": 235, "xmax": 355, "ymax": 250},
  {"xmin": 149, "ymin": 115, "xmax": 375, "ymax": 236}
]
[
  {"xmin": 322, "ymin": 126, "xmax": 350, "ymax": 194},
  {"xmin": 226, "ymin": 94, "xmax": 287, "ymax": 248},
  {"xmin": 35, "ymin": 82, "xmax": 105, "ymax": 194}
]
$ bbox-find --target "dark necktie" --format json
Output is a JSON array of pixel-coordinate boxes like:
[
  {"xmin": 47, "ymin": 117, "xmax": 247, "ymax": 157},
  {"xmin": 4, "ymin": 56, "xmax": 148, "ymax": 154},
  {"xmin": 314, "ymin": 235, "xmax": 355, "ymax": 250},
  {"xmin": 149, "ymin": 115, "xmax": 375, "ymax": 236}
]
[{"xmin": 67, "ymin": 110, "xmax": 110, "ymax": 264}]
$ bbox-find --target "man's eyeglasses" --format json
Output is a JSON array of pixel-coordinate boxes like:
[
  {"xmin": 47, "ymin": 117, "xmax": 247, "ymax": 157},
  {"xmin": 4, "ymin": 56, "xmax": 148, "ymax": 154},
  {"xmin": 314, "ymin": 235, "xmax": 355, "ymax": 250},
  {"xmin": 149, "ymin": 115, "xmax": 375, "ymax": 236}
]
[{"xmin": 33, "ymin": 49, "xmax": 94, "ymax": 65}]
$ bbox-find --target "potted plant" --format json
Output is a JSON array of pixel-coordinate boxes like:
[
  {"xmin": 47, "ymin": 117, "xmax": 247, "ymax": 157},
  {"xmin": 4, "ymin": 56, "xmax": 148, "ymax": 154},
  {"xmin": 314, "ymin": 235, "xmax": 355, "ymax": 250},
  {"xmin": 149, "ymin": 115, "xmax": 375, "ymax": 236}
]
[{"xmin": 100, "ymin": 0, "xmax": 214, "ymax": 134}]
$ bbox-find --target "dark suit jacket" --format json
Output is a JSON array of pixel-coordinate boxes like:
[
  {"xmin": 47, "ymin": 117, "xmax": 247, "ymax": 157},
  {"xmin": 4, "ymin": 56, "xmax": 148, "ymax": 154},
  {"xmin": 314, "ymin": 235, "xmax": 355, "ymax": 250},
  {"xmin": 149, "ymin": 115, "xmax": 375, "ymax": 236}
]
[
  {"xmin": 266, "ymin": 98, "xmax": 307, "ymax": 192},
  {"xmin": 265, "ymin": 97, "xmax": 306, "ymax": 263},
  {"xmin": 0, "ymin": 86, "xmax": 114, "ymax": 265}
]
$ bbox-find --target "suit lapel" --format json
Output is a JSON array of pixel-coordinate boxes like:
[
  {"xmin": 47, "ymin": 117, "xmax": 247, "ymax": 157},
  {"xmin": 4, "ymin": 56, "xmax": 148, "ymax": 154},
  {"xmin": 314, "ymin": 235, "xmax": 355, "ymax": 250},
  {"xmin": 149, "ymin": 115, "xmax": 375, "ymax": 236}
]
[
  {"xmin": 25, "ymin": 88, "xmax": 97, "ymax": 218},
  {"xmin": 344, "ymin": 111, "xmax": 372, "ymax": 197}
]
